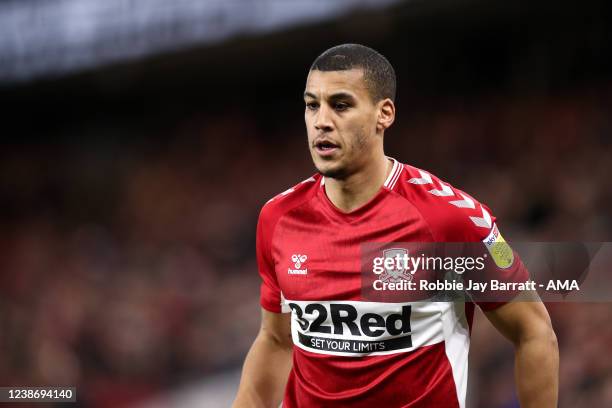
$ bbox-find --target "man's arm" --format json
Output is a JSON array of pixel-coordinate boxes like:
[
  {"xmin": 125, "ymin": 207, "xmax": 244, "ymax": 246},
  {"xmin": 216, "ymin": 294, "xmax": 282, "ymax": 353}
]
[
  {"xmin": 484, "ymin": 295, "xmax": 559, "ymax": 408},
  {"xmin": 233, "ymin": 309, "xmax": 293, "ymax": 408}
]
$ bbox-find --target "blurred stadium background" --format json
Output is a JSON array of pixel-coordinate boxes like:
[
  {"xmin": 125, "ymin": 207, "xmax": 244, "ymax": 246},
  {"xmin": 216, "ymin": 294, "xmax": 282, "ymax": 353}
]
[{"xmin": 1, "ymin": 0, "xmax": 611, "ymax": 407}]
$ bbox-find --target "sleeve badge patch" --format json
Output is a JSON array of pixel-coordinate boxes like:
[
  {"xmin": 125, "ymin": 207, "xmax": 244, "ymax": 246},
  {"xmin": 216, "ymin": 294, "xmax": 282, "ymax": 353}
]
[{"xmin": 482, "ymin": 224, "xmax": 515, "ymax": 269}]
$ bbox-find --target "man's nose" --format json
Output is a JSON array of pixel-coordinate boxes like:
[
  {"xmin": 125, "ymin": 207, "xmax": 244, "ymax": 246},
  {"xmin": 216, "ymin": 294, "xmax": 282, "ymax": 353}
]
[{"xmin": 314, "ymin": 105, "xmax": 333, "ymax": 132}]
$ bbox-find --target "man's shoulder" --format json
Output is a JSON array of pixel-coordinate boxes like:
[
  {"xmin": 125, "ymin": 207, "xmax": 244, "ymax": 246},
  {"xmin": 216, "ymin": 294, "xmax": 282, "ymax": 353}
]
[
  {"xmin": 259, "ymin": 173, "xmax": 321, "ymax": 224},
  {"xmin": 396, "ymin": 163, "xmax": 476, "ymax": 205},
  {"xmin": 395, "ymin": 163, "xmax": 495, "ymax": 241}
]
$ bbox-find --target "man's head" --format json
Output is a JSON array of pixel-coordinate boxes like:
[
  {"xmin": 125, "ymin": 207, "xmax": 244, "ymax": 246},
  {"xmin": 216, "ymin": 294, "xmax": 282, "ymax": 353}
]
[{"xmin": 304, "ymin": 44, "xmax": 396, "ymax": 179}]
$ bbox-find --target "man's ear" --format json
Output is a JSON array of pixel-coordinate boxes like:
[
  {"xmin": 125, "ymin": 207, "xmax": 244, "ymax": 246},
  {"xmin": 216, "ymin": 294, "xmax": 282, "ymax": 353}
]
[{"xmin": 377, "ymin": 99, "xmax": 395, "ymax": 132}]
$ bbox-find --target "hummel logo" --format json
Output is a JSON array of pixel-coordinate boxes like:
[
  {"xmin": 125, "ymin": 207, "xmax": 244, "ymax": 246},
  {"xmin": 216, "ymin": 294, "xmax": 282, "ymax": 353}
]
[
  {"xmin": 292, "ymin": 254, "xmax": 307, "ymax": 268},
  {"xmin": 289, "ymin": 254, "xmax": 308, "ymax": 275}
]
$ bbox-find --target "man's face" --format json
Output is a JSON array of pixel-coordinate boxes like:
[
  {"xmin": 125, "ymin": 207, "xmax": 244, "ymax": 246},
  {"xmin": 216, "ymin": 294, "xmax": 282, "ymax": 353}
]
[{"xmin": 304, "ymin": 69, "xmax": 381, "ymax": 179}]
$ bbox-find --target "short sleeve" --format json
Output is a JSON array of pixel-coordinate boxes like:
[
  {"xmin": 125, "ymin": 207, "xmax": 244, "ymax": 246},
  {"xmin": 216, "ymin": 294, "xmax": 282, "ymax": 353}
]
[
  {"xmin": 468, "ymin": 217, "xmax": 529, "ymax": 311},
  {"xmin": 450, "ymin": 202, "xmax": 530, "ymax": 311},
  {"xmin": 425, "ymin": 185, "xmax": 530, "ymax": 311},
  {"xmin": 256, "ymin": 206, "xmax": 283, "ymax": 313}
]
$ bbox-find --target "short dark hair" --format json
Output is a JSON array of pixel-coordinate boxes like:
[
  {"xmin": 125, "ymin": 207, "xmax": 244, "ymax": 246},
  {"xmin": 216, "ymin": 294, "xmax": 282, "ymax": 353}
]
[{"xmin": 310, "ymin": 43, "xmax": 396, "ymax": 102}]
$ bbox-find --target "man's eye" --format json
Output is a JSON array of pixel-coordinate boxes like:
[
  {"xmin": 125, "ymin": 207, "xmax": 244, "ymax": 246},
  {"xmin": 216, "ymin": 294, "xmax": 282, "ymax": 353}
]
[
  {"xmin": 334, "ymin": 103, "xmax": 349, "ymax": 111},
  {"xmin": 306, "ymin": 102, "xmax": 319, "ymax": 110}
]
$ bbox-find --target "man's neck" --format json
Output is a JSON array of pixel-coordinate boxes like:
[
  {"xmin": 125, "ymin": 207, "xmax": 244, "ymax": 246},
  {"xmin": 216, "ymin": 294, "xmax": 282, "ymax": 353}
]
[{"xmin": 324, "ymin": 155, "xmax": 393, "ymax": 213}]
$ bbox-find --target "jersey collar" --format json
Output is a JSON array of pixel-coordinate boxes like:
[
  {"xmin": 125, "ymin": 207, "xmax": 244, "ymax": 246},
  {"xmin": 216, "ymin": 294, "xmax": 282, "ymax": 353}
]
[
  {"xmin": 382, "ymin": 157, "xmax": 403, "ymax": 191},
  {"xmin": 319, "ymin": 157, "xmax": 402, "ymax": 191},
  {"xmin": 316, "ymin": 157, "xmax": 403, "ymax": 222}
]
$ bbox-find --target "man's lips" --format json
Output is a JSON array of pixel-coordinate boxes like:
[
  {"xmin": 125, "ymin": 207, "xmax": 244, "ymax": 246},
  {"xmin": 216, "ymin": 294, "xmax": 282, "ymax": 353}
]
[{"xmin": 314, "ymin": 140, "xmax": 340, "ymax": 157}]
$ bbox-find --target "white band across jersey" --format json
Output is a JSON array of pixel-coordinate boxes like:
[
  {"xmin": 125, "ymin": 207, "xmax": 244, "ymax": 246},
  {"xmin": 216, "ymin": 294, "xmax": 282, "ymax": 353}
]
[{"xmin": 284, "ymin": 299, "xmax": 453, "ymax": 357}]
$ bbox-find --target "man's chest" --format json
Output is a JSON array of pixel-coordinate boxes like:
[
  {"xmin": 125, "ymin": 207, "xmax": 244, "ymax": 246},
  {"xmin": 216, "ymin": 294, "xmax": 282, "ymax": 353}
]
[{"xmin": 271, "ymin": 210, "xmax": 432, "ymax": 301}]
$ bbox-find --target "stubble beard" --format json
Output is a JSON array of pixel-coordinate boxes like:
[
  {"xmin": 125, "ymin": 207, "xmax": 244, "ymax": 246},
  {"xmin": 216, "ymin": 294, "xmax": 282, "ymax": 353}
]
[
  {"xmin": 317, "ymin": 165, "xmax": 349, "ymax": 180},
  {"xmin": 315, "ymin": 129, "xmax": 369, "ymax": 180}
]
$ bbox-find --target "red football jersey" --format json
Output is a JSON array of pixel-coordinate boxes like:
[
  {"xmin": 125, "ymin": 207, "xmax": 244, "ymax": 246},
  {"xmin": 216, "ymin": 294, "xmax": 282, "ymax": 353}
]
[{"xmin": 256, "ymin": 158, "xmax": 528, "ymax": 408}]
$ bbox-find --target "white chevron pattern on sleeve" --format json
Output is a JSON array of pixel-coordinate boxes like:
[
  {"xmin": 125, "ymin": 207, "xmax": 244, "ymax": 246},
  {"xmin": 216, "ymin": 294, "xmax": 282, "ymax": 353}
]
[
  {"xmin": 266, "ymin": 177, "xmax": 314, "ymax": 204},
  {"xmin": 408, "ymin": 170, "xmax": 433, "ymax": 185},
  {"xmin": 428, "ymin": 182, "xmax": 454, "ymax": 197},
  {"xmin": 449, "ymin": 193, "xmax": 475, "ymax": 209},
  {"xmin": 280, "ymin": 187, "xmax": 295, "ymax": 196},
  {"xmin": 469, "ymin": 206, "xmax": 492, "ymax": 229},
  {"xmin": 407, "ymin": 166, "xmax": 493, "ymax": 230}
]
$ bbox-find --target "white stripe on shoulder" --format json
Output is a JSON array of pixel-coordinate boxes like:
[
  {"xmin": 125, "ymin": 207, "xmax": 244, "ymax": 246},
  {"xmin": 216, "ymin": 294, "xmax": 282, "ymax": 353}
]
[{"xmin": 265, "ymin": 176, "xmax": 316, "ymax": 204}]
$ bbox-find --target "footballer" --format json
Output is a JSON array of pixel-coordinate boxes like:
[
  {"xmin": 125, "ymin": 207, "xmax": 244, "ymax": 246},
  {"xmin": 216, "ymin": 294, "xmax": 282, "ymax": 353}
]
[{"xmin": 233, "ymin": 44, "xmax": 558, "ymax": 408}]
